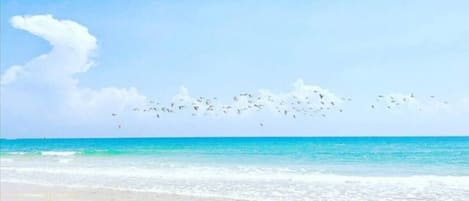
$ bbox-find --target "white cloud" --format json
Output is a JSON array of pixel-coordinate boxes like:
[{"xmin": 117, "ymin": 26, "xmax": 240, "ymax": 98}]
[
  {"xmin": 0, "ymin": 65, "xmax": 24, "ymax": 85},
  {"xmin": 257, "ymin": 79, "xmax": 344, "ymax": 114},
  {"xmin": 10, "ymin": 14, "xmax": 97, "ymax": 71},
  {"xmin": 6, "ymin": 15, "xmax": 97, "ymax": 87},
  {"xmin": 63, "ymin": 87, "xmax": 146, "ymax": 120},
  {"xmin": 374, "ymin": 93, "xmax": 451, "ymax": 113},
  {"xmin": 167, "ymin": 79, "xmax": 345, "ymax": 117},
  {"xmin": 1, "ymin": 15, "xmax": 146, "ymax": 125},
  {"xmin": 172, "ymin": 86, "xmax": 193, "ymax": 103}
]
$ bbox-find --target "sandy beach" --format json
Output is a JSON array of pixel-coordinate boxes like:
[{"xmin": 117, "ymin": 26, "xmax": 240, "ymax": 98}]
[{"xmin": 0, "ymin": 182, "xmax": 242, "ymax": 201}]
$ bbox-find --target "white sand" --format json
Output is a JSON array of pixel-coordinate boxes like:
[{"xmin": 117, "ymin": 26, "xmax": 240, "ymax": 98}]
[{"xmin": 0, "ymin": 182, "xmax": 243, "ymax": 201}]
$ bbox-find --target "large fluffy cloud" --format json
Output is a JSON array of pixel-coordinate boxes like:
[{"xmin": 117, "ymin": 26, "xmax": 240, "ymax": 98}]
[
  {"xmin": 5, "ymin": 15, "xmax": 96, "ymax": 86},
  {"xmin": 1, "ymin": 15, "xmax": 146, "ymax": 126}
]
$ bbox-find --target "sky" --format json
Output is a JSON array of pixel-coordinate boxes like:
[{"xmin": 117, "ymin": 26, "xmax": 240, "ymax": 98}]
[{"xmin": 1, "ymin": 0, "xmax": 468, "ymax": 138}]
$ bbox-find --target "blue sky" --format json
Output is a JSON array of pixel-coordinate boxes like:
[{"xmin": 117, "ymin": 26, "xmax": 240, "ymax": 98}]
[{"xmin": 1, "ymin": 0, "xmax": 468, "ymax": 138}]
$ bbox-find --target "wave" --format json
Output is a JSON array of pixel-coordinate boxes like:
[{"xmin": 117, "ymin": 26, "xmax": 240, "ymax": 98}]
[
  {"xmin": 4, "ymin": 152, "xmax": 26, "ymax": 155},
  {"xmin": 3, "ymin": 150, "xmax": 125, "ymax": 157},
  {"xmin": 2, "ymin": 151, "xmax": 79, "ymax": 157},
  {"xmin": 40, "ymin": 151, "xmax": 77, "ymax": 156},
  {"xmin": 2, "ymin": 166, "xmax": 469, "ymax": 186}
]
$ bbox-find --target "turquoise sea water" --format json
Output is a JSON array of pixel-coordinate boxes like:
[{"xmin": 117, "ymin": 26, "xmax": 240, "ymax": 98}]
[{"xmin": 1, "ymin": 137, "xmax": 469, "ymax": 200}]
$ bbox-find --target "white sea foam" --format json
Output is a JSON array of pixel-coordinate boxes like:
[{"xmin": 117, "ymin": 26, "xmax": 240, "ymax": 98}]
[
  {"xmin": 2, "ymin": 166, "xmax": 469, "ymax": 185},
  {"xmin": 40, "ymin": 151, "xmax": 77, "ymax": 157},
  {"xmin": 6, "ymin": 152, "xmax": 26, "ymax": 155},
  {"xmin": 58, "ymin": 159, "xmax": 73, "ymax": 163},
  {"xmin": 2, "ymin": 164, "xmax": 469, "ymax": 201},
  {"xmin": 0, "ymin": 158, "xmax": 14, "ymax": 163}
]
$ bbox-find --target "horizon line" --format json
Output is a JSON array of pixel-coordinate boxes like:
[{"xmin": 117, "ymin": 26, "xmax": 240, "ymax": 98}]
[{"xmin": 1, "ymin": 135, "xmax": 469, "ymax": 140}]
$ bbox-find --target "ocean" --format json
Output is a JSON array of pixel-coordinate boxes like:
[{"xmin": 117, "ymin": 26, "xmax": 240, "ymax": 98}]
[{"xmin": 1, "ymin": 137, "xmax": 468, "ymax": 201}]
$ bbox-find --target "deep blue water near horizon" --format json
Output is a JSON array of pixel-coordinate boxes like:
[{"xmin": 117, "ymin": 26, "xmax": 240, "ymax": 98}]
[{"xmin": 2, "ymin": 136, "xmax": 469, "ymax": 200}]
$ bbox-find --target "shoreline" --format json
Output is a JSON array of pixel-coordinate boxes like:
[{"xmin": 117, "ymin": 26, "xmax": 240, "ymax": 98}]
[{"xmin": 0, "ymin": 182, "xmax": 244, "ymax": 201}]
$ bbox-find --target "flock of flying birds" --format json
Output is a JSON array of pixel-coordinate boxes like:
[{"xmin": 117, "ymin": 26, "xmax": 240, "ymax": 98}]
[{"xmin": 111, "ymin": 92, "xmax": 449, "ymax": 128}]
